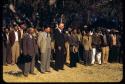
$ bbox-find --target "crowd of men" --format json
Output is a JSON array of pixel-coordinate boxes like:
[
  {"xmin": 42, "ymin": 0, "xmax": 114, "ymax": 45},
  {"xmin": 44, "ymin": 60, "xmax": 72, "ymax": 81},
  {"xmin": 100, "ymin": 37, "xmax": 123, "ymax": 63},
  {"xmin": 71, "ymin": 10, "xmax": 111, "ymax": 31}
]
[{"xmin": 2, "ymin": 22, "xmax": 123, "ymax": 77}]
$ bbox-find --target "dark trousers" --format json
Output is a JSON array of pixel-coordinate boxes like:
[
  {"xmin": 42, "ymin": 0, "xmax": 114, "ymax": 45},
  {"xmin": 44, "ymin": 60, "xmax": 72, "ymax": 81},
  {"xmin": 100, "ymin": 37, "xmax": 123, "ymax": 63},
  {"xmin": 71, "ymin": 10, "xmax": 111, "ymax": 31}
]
[
  {"xmin": 55, "ymin": 49, "xmax": 65, "ymax": 70},
  {"xmin": 3, "ymin": 43, "xmax": 12, "ymax": 65},
  {"xmin": 23, "ymin": 56, "xmax": 35, "ymax": 75},
  {"xmin": 78, "ymin": 44, "xmax": 84, "ymax": 61},
  {"xmin": 109, "ymin": 45, "xmax": 120, "ymax": 63},
  {"xmin": 3, "ymin": 43, "xmax": 7, "ymax": 65},
  {"xmin": 70, "ymin": 52, "xmax": 78, "ymax": 67},
  {"xmin": 84, "ymin": 50, "xmax": 92, "ymax": 65}
]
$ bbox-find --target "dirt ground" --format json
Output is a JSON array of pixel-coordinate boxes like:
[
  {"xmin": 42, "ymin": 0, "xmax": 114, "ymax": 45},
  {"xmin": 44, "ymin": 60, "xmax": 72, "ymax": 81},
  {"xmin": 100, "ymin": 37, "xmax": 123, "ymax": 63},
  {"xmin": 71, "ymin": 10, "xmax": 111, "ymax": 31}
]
[{"xmin": 3, "ymin": 62, "xmax": 123, "ymax": 83}]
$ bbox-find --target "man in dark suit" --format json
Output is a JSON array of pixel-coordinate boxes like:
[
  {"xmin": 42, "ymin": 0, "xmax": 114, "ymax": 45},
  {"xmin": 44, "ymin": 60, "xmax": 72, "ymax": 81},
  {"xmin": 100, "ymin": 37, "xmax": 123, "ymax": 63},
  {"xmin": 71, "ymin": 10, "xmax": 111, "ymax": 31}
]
[
  {"xmin": 54, "ymin": 22, "xmax": 66, "ymax": 71},
  {"xmin": 3, "ymin": 27, "xmax": 12, "ymax": 65},
  {"xmin": 22, "ymin": 28, "xmax": 37, "ymax": 77},
  {"xmin": 68, "ymin": 28, "xmax": 79, "ymax": 68}
]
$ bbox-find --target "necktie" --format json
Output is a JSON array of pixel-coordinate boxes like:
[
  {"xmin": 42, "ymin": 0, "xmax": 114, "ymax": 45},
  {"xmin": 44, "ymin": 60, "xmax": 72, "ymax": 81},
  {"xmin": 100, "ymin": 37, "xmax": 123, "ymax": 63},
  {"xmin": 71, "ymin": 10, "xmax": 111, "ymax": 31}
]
[{"xmin": 47, "ymin": 33, "xmax": 48, "ymax": 37}]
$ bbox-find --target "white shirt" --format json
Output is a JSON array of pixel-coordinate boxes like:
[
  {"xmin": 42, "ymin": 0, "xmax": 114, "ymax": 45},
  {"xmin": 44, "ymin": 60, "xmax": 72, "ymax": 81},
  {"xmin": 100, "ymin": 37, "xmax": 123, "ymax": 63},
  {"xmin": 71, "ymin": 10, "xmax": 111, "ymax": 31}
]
[
  {"xmin": 14, "ymin": 31, "xmax": 19, "ymax": 41},
  {"xmin": 29, "ymin": 34, "xmax": 33, "ymax": 39},
  {"xmin": 57, "ymin": 28, "xmax": 62, "ymax": 33},
  {"xmin": 6, "ymin": 33, "xmax": 9, "ymax": 41},
  {"xmin": 43, "ymin": 32, "xmax": 48, "ymax": 37}
]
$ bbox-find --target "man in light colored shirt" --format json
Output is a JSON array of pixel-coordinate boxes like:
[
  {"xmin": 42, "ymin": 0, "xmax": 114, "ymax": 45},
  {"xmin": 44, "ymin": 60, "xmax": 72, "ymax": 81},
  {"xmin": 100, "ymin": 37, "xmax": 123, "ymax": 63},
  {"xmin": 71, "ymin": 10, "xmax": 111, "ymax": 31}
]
[{"xmin": 9, "ymin": 25, "xmax": 21, "ymax": 65}]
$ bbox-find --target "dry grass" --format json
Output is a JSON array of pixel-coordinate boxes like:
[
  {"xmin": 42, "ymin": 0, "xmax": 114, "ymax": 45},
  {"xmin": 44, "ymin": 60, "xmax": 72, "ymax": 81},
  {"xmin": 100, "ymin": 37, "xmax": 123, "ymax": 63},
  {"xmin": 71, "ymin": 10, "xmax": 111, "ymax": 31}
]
[{"xmin": 3, "ymin": 63, "xmax": 123, "ymax": 83}]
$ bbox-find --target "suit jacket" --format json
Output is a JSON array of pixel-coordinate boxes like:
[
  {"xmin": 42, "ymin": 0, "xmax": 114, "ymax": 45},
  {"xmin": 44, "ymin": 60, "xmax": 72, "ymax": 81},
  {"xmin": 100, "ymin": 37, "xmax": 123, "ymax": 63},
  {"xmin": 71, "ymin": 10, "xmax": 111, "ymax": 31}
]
[
  {"xmin": 109, "ymin": 34, "xmax": 121, "ymax": 47},
  {"xmin": 54, "ymin": 28, "xmax": 65, "ymax": 51},
  {"xmin": 82, "ymin": 35, "xmax": 92, "ymax": 51},
  {"xmin": 22, "ymin": 33, "xmax": 37, "ymax": 57},
  {"xmin": 100, "ymin": 33, "xmax": 110, "ymax": 47},
  {"xmin": 92, "ymin": 34, "xmax": 102, "ymax": 48},
  {"xmin": 9, "ymin": 30, "xmax": 21, "ymax": 46},
  {"xmin": 69, "ymin": 34, "xmax": 79, "ymax": 52},
  {"xmin": 37, "ymin": 31, "xmax": 51, "ymax": 53},
  {"xmin": 3, "ymin": 32, "xmax": 10, "ymax": 47}
]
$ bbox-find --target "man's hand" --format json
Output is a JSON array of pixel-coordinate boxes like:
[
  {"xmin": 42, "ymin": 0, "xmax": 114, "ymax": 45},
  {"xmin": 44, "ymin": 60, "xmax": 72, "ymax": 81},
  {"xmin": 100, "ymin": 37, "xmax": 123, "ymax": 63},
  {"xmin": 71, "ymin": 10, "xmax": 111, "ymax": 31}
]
[{"xmin": 58, "ymin": 46, "xmax": 62, "ymax": 50}]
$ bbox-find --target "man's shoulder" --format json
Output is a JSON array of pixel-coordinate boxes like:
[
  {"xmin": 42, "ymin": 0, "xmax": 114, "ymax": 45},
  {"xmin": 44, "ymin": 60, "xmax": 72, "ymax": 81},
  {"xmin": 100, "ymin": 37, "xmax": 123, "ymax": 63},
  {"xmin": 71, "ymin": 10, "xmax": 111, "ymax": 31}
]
[
  {"xmin": 54, "ymin": 28, "xmax": 60, "ymax": 32},
  {"xmin": 83, "ymin": 35, "xmax": 87, "ymax": 38},
  {"xmin": 38, "ymin": 31, "xmax": 44, "ymax": 35},
  {"xmin": 23, "ymin": 33, "xmax": 29, "ymax": 38},
  {"xmin": 9, "ymin": 30, "xmax": 14, "ymax": 34}
]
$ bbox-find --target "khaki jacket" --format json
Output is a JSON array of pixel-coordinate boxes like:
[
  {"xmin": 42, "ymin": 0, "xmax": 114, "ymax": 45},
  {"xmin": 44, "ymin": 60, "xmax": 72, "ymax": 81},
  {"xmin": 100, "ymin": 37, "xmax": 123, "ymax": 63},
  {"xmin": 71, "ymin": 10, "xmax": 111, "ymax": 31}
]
[
  {"xmin": 37, "ymin": 32, "xmax": 51, "ymax": 53},
  {"xmin": 82, "ymin": 35, "xmax": 92, "ymax": 51}
]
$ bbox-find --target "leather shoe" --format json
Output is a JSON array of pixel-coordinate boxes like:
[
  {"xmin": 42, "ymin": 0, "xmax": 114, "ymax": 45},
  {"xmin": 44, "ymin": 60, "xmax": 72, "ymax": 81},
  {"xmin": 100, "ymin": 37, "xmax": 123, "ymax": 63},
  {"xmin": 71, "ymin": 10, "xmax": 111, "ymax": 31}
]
[
  {"xmin": 4, "ymin": 64, "xmax": 8, "ymax": 66},
  {"xmin": 55, "ymin": 69, "xmax": 59, "ymax": 71},
  {"xmin": 23, "ymin": 74, "xmax": 28, "ymax": 77},
  {"xmin": 40, "ymin": 71, "xmax": 45, "ymax": 74},
  {"xmin": 60, "ymin": 68, "xmax": 64, "ymax": 70},
  {"xmin": 30, "ymin": 73, "xmax": 36, "ymax": 75},
  {"xmin": 46, "ymin": 71, "xmax": 51, "ymax": 72}
]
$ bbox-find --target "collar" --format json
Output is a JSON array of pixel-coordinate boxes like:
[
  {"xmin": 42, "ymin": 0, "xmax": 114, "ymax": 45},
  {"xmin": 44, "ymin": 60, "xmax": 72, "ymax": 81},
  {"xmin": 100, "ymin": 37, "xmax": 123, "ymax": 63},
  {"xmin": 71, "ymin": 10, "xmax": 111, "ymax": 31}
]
[{"xmin": 57, "ymin": 28, "xmax": 62, "ymax": 33}]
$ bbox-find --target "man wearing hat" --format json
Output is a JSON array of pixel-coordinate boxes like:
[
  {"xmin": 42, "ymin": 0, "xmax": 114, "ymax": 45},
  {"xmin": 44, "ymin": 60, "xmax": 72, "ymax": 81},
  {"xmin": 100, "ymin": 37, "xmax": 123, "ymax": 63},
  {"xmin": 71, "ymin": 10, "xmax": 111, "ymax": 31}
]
[{"xmin": 37, "ymin": 25, "xmax": 52, "ymax": 73}]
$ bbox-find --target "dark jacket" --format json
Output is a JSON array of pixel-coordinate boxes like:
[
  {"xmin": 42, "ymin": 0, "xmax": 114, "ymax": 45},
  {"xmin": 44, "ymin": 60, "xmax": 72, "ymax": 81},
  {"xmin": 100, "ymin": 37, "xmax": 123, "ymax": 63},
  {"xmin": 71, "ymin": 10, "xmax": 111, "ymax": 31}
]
[
  {"xmin": 22, "ymin": 33, "xmax": 37, "ymax": 57},
  {"xmin": 3, "ymin": 32, "xmax": 10, "ymax": 47},
  {"xmin": 92, "ymin": 33, "xmax": 102, "ymax": 51},
  {"xmin": 54, "ymin": 28, "xmax": 65, "ymax": 51},
  {"xmin": 101, "ymin": 33, "xmax": 110, "ymax": 47},
  {"xmin": 109, "ymin": 34, "xmax": 121, "ymax": 48},
  {"xmin": 68, "ymin": 34, "xmax": 79, "ymax": 52},
  {"xmin": 9, "ymin": 30, "xmax": 21, "ymax": 46}
]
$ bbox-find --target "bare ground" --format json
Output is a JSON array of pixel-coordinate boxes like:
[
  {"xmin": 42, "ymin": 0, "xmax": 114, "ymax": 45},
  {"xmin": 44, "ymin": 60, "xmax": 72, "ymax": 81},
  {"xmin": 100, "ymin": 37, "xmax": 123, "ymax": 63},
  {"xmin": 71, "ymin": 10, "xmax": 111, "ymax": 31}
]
[{"xmin": 3, "ymin": 63, "xmax": 123, "ymax": 83}]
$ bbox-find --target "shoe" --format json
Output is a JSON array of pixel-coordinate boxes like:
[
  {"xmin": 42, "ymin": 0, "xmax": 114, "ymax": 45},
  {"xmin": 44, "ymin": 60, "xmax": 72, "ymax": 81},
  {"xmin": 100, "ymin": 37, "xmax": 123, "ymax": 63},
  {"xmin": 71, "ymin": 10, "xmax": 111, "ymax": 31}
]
[
  {"xmin": 60, "ymin": 68, "xmax": 64, "ymax": 70},
  {"xmin": 40, "ymin": 71, "xmax": 45, "ymax": 74},
  {"xmin": 46, "ymin": 71, "xmax": 51, "ymax": 72},
  {"xmin": 23, "ymin": 73, "xmax": 28, "ymax": 77},
  {"xmin": 88, "ymin": 64, "xmax": 92, "ymax": 66},
  {"xmin": 91, "ymin": 63, "xmax": 94, "ymax": 65},
  {"xmin": 84, "ymin": 64, "xmax": 88, "ymax": 66},
  {"xmin": 30, "ymin": 72, "xmax": 36, "ymax": 75},
  {"xmin": 55, "ymin": 69, "xmax": 59, "ymax": 71},
  {"xmin": 4, "ymin": 64, "xmax": 8, "ymax": 66}
]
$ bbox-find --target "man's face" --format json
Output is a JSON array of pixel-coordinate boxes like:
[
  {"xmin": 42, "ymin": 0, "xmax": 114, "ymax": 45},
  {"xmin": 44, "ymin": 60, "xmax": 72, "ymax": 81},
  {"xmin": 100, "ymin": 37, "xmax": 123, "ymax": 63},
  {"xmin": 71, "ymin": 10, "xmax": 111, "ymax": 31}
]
[
  {"xmin": 5, "ymin": 28, "xmax": 9, "ymax": 33},
  {"xmin": 74, "ymin": 29, "xmax": 77, "ymax": 34},
  {"xmin": 30, "ymin": 28, "xmax": 34, "ymax": 34},
  {"xmin": 14, "ymin": 26, "xmax": 18, "ymax": 31},
  {"xmin": 59, "ymin": 23, "xmax": 64, "ymax": 30},
  {"xmin": 45, "ymin": 27, "xmax": 51, "ymax": 33}
]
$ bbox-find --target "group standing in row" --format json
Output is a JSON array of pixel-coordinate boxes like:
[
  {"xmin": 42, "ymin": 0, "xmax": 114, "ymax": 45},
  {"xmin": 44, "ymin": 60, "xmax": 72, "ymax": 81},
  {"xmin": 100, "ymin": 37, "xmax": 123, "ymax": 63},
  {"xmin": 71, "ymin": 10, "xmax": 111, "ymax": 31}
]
[{"xmin": 3, "ymin": 22, "xmax": 122, "ymax": 77}]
